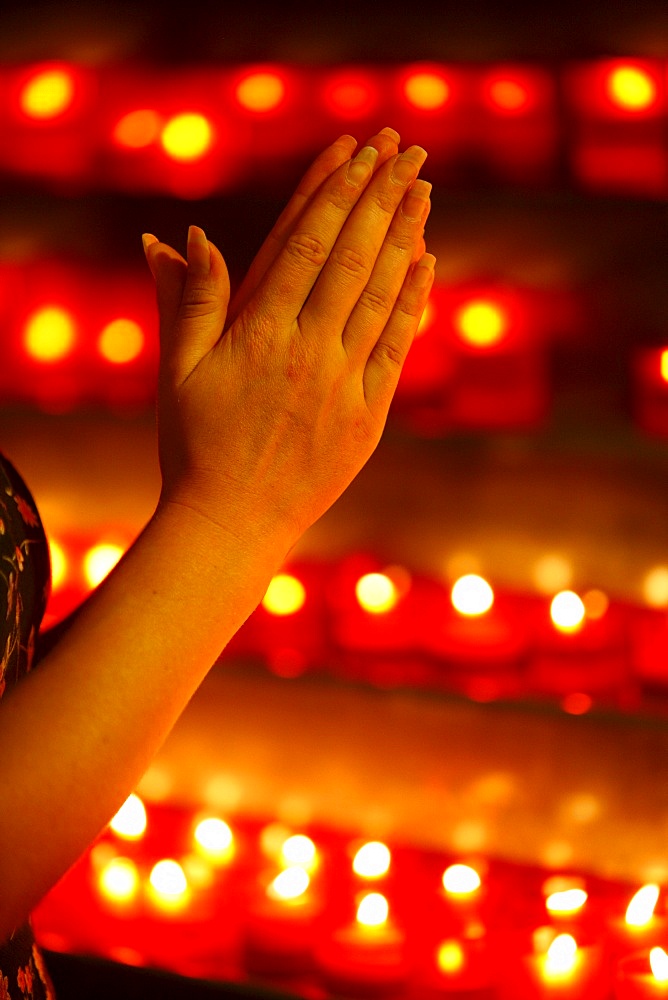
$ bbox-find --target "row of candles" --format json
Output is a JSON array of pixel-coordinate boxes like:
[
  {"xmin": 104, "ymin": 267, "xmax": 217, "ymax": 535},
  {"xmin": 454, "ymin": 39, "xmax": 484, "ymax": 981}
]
[
  {"xmin": 44, "ymin": 548, "xmax": 668, "ymax": 714},
  {"xmin": 32, "ymin": 792, "xmax": 668, "ymax": 998}
]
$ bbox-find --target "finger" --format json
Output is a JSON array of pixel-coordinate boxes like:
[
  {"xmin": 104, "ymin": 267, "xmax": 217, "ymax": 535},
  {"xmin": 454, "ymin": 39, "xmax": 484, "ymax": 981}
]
[
  {"xmin": 227, "ymin": 127, "xmax": 401, "ymax": 326},
  {"xmin": 300, "ymin": 145, "xmax": 428, "ymax": 338},
  {"xmin": 363, "ymin": 252, "xmax": 436, "ymax": 417},
  {"xmin": 342, "ymin": 178, "xmax": 431, "ymax": 365}
]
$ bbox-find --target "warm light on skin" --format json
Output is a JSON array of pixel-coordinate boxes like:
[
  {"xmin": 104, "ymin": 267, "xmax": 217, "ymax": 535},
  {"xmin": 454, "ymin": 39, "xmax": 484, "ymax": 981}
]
[
  {"xmin": 356, "ymin": 892, "xmax": 389, "ymax": 928},
  {"xmin": 161, "ymin": 113, "xmax": 213, "ymax": 162},
  {"xmin": 262, "ymin": 573, "xmax": 306, "ymax": 615},
  {"xmin": 546, "ymin": 888, "xmax": 588, "ymax": 915},
  {"xmin": 19, "ymin": 68, "xmax": 75, "ymax": 120},
  {"xmin": 451, "ymin": 575, "xmax": 494, "ymax": 617},
  {"xmin": 267, "ymin": 866, "xmax": 310, "ymax": 902},
  {"xmin": 650, "ymin": 947, "xmax": 668, "ymax": 982},
  {"xmin": 281, "ymin": 834, "xmax": 317, "ymax": 869},
  {"xmin": 442, "ymin": 864, "xmax": 482, "ymax": 896},
  {"xmin": 148, "ymin": 860, "xmax": 189, "ymax": 906},
  {"xmin": 83, "ymin": 543, "xmax": 125, "ymax": 588},
  {"xmin": 454, "ymin": 300, "xmax": 507, "ymax": 348},
  {"xmin": 98, "ymin": 858, "xmax": 140, "ymax": 904},
  {"xmin": 550, "ymin": 591, "xmax": 586, "ymax": 633},
  {"xmin": 193, "ymin": 817, "xmax": 234, "ymax": 863},
  {"xmin": 437, "ymin": 939, "xmax": 465, "ymax": 975},
  {"xmin": 626, "ymin": 884, "xmax": 660, "ymax": 927},
  {"xmin": 98, "ymin": 319, "xmax": 145, "ymax": 364},
  {"xmin": 24, "ymin": 306, "xmax": 76, "ymax": 362},
  {"xmin": 235, "ymin": 72, "xmax": 285, "ymax": 112},
  {"xmin": 543, "ymin": 934, "xmax": 578, "ymax": 978},
  {"xmin": 355, "ymin": 573, "xmax": 398, "ymax": 613},
  {"xmin": 113, "ymin": 109, "xmax": 162, "ymax": 148},
  {"xmin": 606, "ymin": 66, "xmax": 657, "ymax": 111},
  {"xmin": 48, "ymin": 539, "xmax": 67, "ymax": 590},
  {"xmin": 353, "ymin": 842, "xmax": 391, "ymax": 879},
  {"xmin": 109, "ymin": 794, "xmax": 147, "ymax": 840},
  {"xmin": 416, "ymin": 297, "xmax": 435, "ymax": 337},
  {"xmin": 643, "ymin": 566, "xmax": 668, "ymax": 608},
  {"xmin": 403, "ymin": 72, "xmax": 450, "ymax": 110}
]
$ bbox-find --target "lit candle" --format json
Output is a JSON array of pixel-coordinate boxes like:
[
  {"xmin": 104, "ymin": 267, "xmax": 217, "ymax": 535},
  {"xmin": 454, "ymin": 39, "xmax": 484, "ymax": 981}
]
[
  {"xmin": 315, "ymin": 892, "xmax": 409, "ymax": 993},
  {"xmin": 244, "ymin": 865, "xmax": 322, "ymax": 975},
  {"xmin": 418, "ymin": 923, "xmax": 493, "ymax": 995},
  {"xmin": 607, "ymin": 886, "xmax": 668, "ymax": 963},
  {"xmin": 498, "ymin": 928, "xmax": 608, "ymax": 1000},
  {"xmin": 616, "ymin": 947, "xmax": 668, "ymax": 999}
]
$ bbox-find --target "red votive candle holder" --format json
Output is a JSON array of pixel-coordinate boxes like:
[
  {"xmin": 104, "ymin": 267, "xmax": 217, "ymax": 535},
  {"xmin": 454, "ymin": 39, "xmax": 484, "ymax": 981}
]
[{"xmin": 616, "ymin": 948, "xmax": 668, "ymax": 999}]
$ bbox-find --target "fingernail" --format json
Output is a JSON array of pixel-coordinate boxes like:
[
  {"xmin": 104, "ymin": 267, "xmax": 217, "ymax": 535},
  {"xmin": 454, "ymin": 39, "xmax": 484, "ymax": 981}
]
[
  {"xmin": 379, "ymin": 126, "xmax": 400, "ymax": 143},
  {"xmin": 401, "ymin": 179, "xmax": 432, "ymax": 221},
  {"xmin": 188, "ymin": 225, "xmax": 207, "ymax": 247},
  {"xmin": 142, "ymin": 233, "xmax": 157, "ymax": 254},
  {"xmin": 346, "ymin": 145, "xmax": 378, "ymax": 187},
  {"xmin": 391, "ymin": 145, "xmax": 428, "ymax": 186},
  {"xmin": 414, "ymin": 252, "xmax": 436, "ymax": 285}
]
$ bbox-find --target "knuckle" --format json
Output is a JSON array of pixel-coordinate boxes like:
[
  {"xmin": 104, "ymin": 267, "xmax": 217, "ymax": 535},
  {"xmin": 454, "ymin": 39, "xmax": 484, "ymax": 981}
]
[
  {"xmin": 179, "ymin": 284, "xmax": 220, "ymax": 318},
  {"xmin": 373, "ymin": 339, "xmax": 405, "ymax": 371},
  {"xmin": 285, "ymin": 232, "xmax": 329, "ymax": 270},
  {"xmin": 330, "ymin": 244, "xmax": 371, "ymax": 278},
  {"xmin": 358, "ymin": 283, "xmax": 394, "ymax": 317}
]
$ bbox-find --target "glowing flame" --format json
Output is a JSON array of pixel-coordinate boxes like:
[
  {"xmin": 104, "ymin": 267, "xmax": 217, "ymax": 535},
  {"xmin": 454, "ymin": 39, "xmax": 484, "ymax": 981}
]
[
  {"xmin": 437, "ymin": 939, "xmax": 465, "ymax": 975},
  {"xmin": 24, "ymin": 306, "xmax": 76, "ymax": 363},
  {"xmin": 661, "ymin": 350, "xmax": 668, "ymax": 384},
  {"xmin": 643, "ymin": 566, "xmax": 668, "ymax": 608},
  {"xmin": 109, "ymin": 794, "xmax": 147, "ymax": 840},
  {"xmin": 607, "ymin": 66, "xmax": 657, "ymax": 111},
  {"xmin": 626, "ymin": 884, "xmax": 660, "ymax": 927},
  {"xmin": 454, "ymin": 300, "xmax": 507, "ymax": 348},
  {"xmin": 546, "ymin": 888, "xmax": 588, "ymax": 915},
  {"xmin": 161, "ymin": 113, "xmax": 213, "ymax": 162},
  {"xmin": 488, "ymin": 78, "xmax": 530, "ymax": 112},
  {"xmin": 267, "ymin": 866, "xmax": 310, "ymax": 902},
  {"xmin": 281, "ymin": 834, "xmax": 317, "ymax": 869},
  {"xmin": 98, "ymin": 319, "xmax": 145, "ymax": 364},
  {"xmin": 83, "ymin": 543, "xmax": 124, "ymax": 588},
  {"xmin": 236, "ymin": 72, "xmax": 286, "ymax": 112},
  {"xmin": 148, "ymin": 860, "xmax": 189, "ymax": 907},
  {"xmin": 403, "ymin": 71, "xmax": 450, "ymax": 110},
  {"xmin": 262, "ymin": 574, "xmax": 306, "ymax": 615},
  {"xmin": 651, "ymin": 947, "xmax": 668, "ymax": 982},
  {"xmin": 356, "ymin": 892, "xmax": 389, "ymax": 928},
  {"xmin": 451, "ymin": 575, "xmax": 494, "ymax": 617},
  {"xmin": 550, "ymin": 591, "xmax": 585, "ymax": 633},
  {"xmin": 353, "ymin": 841, "xmax": 391, "ymax": 879},
  {"xmin": 193, "ymin": 817, "xmax": 234, "ymax": 863},
  {"xmin": 442, "ymin": 864, "xmax": 482, "ymax": 896},
  {"xmin": 355, "ymin": 573, "xmax": 398, "ymax": 613},
  {"xmin": 543, "ymin": 934, "xmax": 578, "ymax": 978},
  {"xmin": 98, "ymin": 857, "xmax": 139, "ymax": 904},
  {"xmin": 113, "ymin": 109, "xmax": 162, "ymax": 149},
  {"xmin": 48, "ymin": 539, "xmax": 67, "ymax": 590},
  {"xmin": 19, "ymin": 68, "xmax": 75, "ymax": 120}
]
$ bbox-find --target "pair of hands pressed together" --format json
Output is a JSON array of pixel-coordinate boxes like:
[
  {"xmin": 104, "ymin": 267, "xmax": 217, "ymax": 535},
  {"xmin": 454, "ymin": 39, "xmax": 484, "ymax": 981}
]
[{"xmin": 143, "ymin": 126, "xmax": 434, "ymax": 552}]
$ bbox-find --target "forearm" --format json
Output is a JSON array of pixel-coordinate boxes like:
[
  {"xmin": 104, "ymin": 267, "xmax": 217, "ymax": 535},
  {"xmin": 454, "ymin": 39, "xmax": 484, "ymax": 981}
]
[{"xmin": 0, "ymin": 498, "xmax": 289, "ymax": 941}]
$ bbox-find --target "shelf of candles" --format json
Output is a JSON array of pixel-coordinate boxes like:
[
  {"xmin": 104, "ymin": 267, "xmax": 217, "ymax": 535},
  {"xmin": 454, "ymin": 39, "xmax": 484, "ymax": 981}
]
[{"xmin": 31, "ymin": 796, "xmax": 668, "ymax": 999}]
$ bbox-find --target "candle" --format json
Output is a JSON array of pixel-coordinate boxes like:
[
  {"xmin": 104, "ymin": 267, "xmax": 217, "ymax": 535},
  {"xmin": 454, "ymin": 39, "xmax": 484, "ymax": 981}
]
[
  {"xmin": 616, "ymin": 947, "xmax": 668, "ymax": 999},
  {"xmin": 607, "ymin": 886, "xmax": 668, "ymax": 963},
  {"xmin": 497, "ymin": 928, "xmax": 608, "ymax": 1000},
  {"xmin": 315, "ymin": 892, "xmax": 409, "ymax": 993},
  {"xmin": 418, "ymin": 923, "xmax": 494, "ymax": 995},
  {"xmin": 244, "ymin": 866, "xmax": 322, "ymax": 975}
]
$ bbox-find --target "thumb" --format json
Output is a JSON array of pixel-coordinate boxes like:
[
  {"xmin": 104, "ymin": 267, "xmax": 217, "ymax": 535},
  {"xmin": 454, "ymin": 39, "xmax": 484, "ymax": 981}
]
[{"xmin": 143, "ymin": 226, "xmax": 230, "ymax": 383}]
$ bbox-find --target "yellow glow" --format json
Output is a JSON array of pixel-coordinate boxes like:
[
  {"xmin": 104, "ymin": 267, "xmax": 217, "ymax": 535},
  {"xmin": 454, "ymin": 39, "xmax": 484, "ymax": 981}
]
[
  {"xmin": 83, "ymin": 542, "xmax": 124, "ymax": 588},
  {"xmin": 262, "ymin": 573, "xmax": 305, "ymax": 615},
  {"xmin": 98, "ymin": 319, "xmax": 145, "ymax": 364},
  {"xmin": 437, "ymin": 939, "xmax": 465, "ymax": 975},
  {"xmin": 650, "ymin": 947, "xmax": 668, "ymax": 982},
  {"xmin": 455, "ymin": 300, "xmax": 507, "ymax": 348},
  {"xmin": 583, "ymin": 589, "xmax": 609, "ymax": 620},
  {"xmin": 355, "ymin": 573, "xmax": 398, "ymax": 613},
  {"xmin": 442, "ymin": 864, "xmax": 482, "ymax": 896},
  {"xmin": 267, "ymin": 866, "xmax": 310, "ymax": 902},
  {"xmin": 546, "ymin": 888, "xmax": 588, "ymax": 915},
  {"xmin": 607, "ymin": 66, "xmax": 657, "ymax": 111},
  {"xmin": 543, "ymin": 934, "xmax": 578, "ymax": 978},
  {"xmin": 353, "ymin": 841, "xmax": 391, "ymax": 879},
  {"xmin": 416, "ymin": 298, "xmax": 435, "ymax": 337},
  {"xmin": 532, "ymin": 554, "xmax": 573, "ymax": 595},
  {"xmin": 24, "ymin": 306, "xmax": 76, "ymax": 362},
  {"xmin": 113, "ymin": 109, "xmax": 162, "ymax": 148},
  {"xmin": 356, "ymin": 892, "xmax": 389, "ymax": 928},
  {"xmin": 643, "ymin": 566, "xmax": 668, "ymax": 609},
  {"xmin": 236, "ymin": 72, "xmax": 286, "ymax": 112},
  {"xmin": 550, "ymin": 591, "xmax": 585, "ymax": 633},
  {"xmin": 110, "ymin": 794, "xmax": 147, "ymax": 840},
  {"xmin": 489, "ymin": 78, "xmax": 529, "ymax": 111},
  {"xmin": 193, "ymin": 817, "xmax": 234, "ymax": 863},
  {"xmin": 48, "ymin": 539, "xmax": 67, "ymax": 590},
  {"xmin": 98, "ymin": 857, "xmax": 139, "ymax": 904},
  {"xmin": 404, "ymin": 72, "xmax": 450, "ymax": 110},
  {"xmin": 20, "ymin": 69, "xmax": 75, "ymax": 120},
  {"xmin": 626, "ymin": 884, "xmax": 660, "ymax": 927},
  {"xmin": 161, "ymin": 113, "xmax": 213, "ymax": 162},
  {"xmin": 280, "ymin": 834, "xmax": 317, "ymax": 869},
  {"xmin": 149, "ymin": 859, "xmax": 189, "ymax": 904},
  {"xmin": 451, "ymin": 575, "xmax": 494, "ymax": 617}
]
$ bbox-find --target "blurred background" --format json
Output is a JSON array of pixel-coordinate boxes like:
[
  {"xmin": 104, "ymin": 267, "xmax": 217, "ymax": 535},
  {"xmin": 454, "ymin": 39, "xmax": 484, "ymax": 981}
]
[{"xmin": 4, "ymin": 1, "xmax": 668, "ymax": 996}]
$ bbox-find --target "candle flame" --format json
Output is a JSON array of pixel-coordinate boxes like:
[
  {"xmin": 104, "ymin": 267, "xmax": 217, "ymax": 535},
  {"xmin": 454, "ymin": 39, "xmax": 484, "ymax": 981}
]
[
  {"xmin": 546, "ymin": 888, "xmax": 588, "ymax": 915},
  {"xmin": 442, "ymin": 863, "xmax": 482, "ymax": 896},
  {"xmin": 98, "ymin": 857, "xmax": 139, "ymax": 904},
  {"xmin": 268, "ymin": 866, "xmax": 310, "ymax": 902},
  {"xmin": 353, "ymin": 841, "xmax": 391, "ymax": 879},
  {"xmin": 661, "ymin": 350, "xmax": 668, "ymax": 384},
  {"xmin": 437, "ymin": 939, "xmax": 465, "ymax": 975},
  {"xmin": 281, "ymin": 834, "xmax": 317, "ymax": 870},
  {"xmin": 626, "ymin": 884, "xmax": 660, "ymax": 927},
  {"xmin": 451, "ymin": 575, "xmax": 494, "ymax": 616},
  {"xmin": 544, "ymin": 933, "xmax": 578, "ymax": 977},
  {"xmin": 356, "ymin": 892, "xmax": 389, "ymax": 928},
  {"xmin": 650, "ymin": 947, "xmax": 668, "ymax": 982},
  {"xmin": 109, "ymin": 793, "xmax": 147, "ymax": 840}
]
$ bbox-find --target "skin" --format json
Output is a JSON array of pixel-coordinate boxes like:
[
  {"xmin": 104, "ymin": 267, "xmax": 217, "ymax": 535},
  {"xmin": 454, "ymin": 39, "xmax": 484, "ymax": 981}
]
[{"xmin": 0, "ymin": 128, "xmax": 434, "ymax": 942}]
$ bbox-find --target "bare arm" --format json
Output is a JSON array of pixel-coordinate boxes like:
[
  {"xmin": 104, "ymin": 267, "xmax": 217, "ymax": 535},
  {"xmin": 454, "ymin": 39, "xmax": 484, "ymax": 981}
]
[{"xmin": 0, "ymin": 129, "xmax": 433, "ymax": 941}]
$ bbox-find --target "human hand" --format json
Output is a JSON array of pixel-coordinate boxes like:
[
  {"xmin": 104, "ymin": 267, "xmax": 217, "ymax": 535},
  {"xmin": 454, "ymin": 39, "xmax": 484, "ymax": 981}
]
[{"xmin": 143, "ymin": 130, "xmax": 434, "ymax": 551}]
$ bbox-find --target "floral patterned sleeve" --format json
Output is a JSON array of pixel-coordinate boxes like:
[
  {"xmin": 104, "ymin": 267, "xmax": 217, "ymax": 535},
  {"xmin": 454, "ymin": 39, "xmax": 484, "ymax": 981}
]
[{"xmin": 0, "ymin": 453, "xmax": 56, "ymax": 999}]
